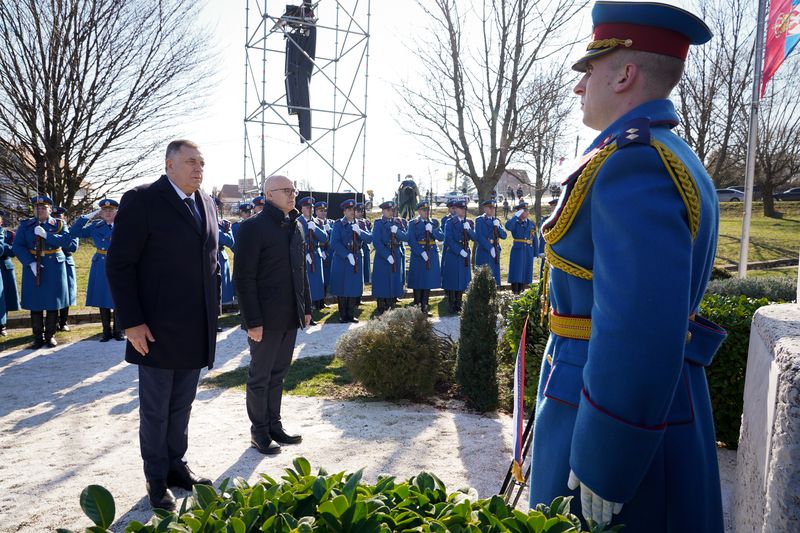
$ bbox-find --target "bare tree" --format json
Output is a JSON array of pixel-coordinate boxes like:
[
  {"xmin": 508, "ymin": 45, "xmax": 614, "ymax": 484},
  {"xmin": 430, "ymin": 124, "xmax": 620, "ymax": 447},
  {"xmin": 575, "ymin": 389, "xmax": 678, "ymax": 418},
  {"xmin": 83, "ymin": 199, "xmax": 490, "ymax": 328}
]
[
  {"xmin": 676, "ymin": 0, "xmax": 753, "ymax": 188},
  {"xmin": 398, "ymin": 0, "xmax": 588, "ymax": 202},
  {"xmin": 520, "ymin": 65, "xmax": 576, "ymax": 222},
  {"xmin": 0, "ymin": 0, "xmax": 212, "ymax": 216},
  {"xmin": 755, "ymin": 58, "xmax": 800, "ymax": 217}
]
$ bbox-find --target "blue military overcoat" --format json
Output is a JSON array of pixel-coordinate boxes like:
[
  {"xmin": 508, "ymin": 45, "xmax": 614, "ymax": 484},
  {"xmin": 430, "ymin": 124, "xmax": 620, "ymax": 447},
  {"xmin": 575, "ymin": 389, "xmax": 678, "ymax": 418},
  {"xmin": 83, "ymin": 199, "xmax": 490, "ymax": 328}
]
[
  {"xmin": 370, "ymin": 217, "xmax": 406, "ymax": 298},
  {"xmin": 299, "ymin": 216, "xmax": 328, "ymax": 302},
  {"xmin": 439, "ymin": 214, "xmax": 452, "ymax": 287},
  {"xmin": 317, "ymin": 217, "xmax": 333, "ymax": 295},
  {"xmin": 0, "ymin": 229, "xmax": 20, "ymax": 312},
  {"xmin": 505, "ymin": 215, "xmax": 537, "ymax": 284},
  {"xmin": 474, "ymin": 214, "xmax": 506, "ymax": 285},
  {"xmin": 407, "ymin": 216, "xmax": 443, "ymax": 290},
  {"xmin": 329, "ymin": 218, "xmax": 372, "ymax": 297},
  {"xmin": 529, "ymin": 100, "xmax": 726, "ymax": 532},
  {"xmin": 63, "ymin": 232, "xmax": 79, "ymax": 306},
  {"xmin": 70, "ymin": 216, "xmax": 115, "ymax": 308},
  {"xmin": 441, "ymin": 217, "xmax": 475, "ymax": 292},
  {"xmin": 218, "ymin": 225, "xmax": 235, "ymax": 304},
  {"xmin": 359, "ymin": 218, "xmax": 372, "ymax": 284},
  {"xmin": 13, "ymin": 217, "xmax": 72, "ymax": 311}
]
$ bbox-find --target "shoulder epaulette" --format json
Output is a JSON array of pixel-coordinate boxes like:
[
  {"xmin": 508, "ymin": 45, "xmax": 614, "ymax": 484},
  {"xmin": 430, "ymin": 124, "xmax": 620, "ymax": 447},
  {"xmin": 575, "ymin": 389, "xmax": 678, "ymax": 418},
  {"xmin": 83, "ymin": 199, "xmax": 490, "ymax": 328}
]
[{"xmin": 616, "ymin": 117, "xmax": 651, "ymax": 149}]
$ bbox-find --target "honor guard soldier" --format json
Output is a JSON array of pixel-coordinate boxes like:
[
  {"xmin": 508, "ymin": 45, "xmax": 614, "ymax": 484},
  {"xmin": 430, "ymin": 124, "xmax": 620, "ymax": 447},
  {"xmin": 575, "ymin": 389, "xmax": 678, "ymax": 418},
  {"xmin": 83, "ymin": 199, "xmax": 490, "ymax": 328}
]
[
  {"xmin": 314, "ymin": 201, "xmax": 332, "ymax": 307},
  {"xmin": 329, "ymin": 199, "xmax": 372, "ymax": 323},
  {"xmin": 371, "ymin": 201, "xmax": 406, "ymax": 314},
  {"xmin": 52, "ymin": 206, "xmax": 79, "ymax": 331},
  {"xmin": 474, "ymin": 199, "xmax": 507, "ymax": 285},
  {"xmin": 12, "ymin": 196, "xmax": 72, "ymax": 348},
  {"xmin": 407, "ymin": 200, "xmax": 444, "ymax": 316},
  {"xmin": 0, "ymin": 211, "xmax": 20, "ymax": 336},
  {"xmin": 391, "ymin": 204, "xmax": 409, "ymax": 299},
  {"xmin": 354, "ymin": 202, "xmax": 372, "ymax": 286},
  {"xmin": 218, "ymin": 214, "xmax": 236, "ymax": 306},
  {"xmin": 439, "ymin": 199, "xmax": 457, "ymax": 306},
  {"xmin": 252, "ymin": 195, "xmax": 265, "ymax": 214},
  {"xmin": 505, "ymin": 201, "xmax": 538, "ymax": 294},
  {"xmin": 529, "ymin": 3, "xmax": 726, "ymax": 531},
  {"xmin": 298, "ymin": 196, "xmax": 328, "ymax": 318},
  {"xmin": 71, "ymin": 199, "xmax": 126, "ymax": 341},
  {"xmin": 231, "ymin": 201, "xmax": 254, "ymax": 245},
  {"xmin": 441, "ymin": 199, "xmax": 475, "ymax": 313}
]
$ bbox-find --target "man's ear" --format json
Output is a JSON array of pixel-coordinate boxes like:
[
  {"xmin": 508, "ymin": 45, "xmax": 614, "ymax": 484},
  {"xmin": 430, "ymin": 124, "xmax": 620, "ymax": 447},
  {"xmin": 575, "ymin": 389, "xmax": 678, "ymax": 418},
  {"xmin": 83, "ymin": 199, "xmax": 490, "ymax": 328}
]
[{"xmin": 614, "ymin": 63, "xmax": 638, "ymax": 93}]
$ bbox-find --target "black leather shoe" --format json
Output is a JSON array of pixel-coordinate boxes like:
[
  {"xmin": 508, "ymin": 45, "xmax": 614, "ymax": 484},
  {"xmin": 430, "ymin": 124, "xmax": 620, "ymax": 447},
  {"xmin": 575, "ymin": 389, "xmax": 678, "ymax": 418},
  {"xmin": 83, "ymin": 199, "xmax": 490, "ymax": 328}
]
[
  {"xmin": 167, "ymin": 464, "xmax": 212, "ymax": 491},
  {"xmin": 308, "ymin": 319, "xmax": 317, "ymax": 326},
  {"xmin": 30, "ymin": 338, "xmax": 45, "ymax": 349},
  {"xmin": 146, "ymin": 480, "xmax": 177, "ymax": 511},
  {"xmin": 250, "ymin": 435, "xmax": 281, "ymax": 455},
  {"xmin": 114, "ymin": 331, "xmax": 127, "ymax": 341},
  {"xmin": 45, "ymin": 337, "xmax": 58, "ymax": 348},
  {"xmin": 100, "ymin": 331, "xmax": 112, "ymax": 342},
  {"xmin": 271, "ymin": 426, "xmax": 302, "ymax": 445}
]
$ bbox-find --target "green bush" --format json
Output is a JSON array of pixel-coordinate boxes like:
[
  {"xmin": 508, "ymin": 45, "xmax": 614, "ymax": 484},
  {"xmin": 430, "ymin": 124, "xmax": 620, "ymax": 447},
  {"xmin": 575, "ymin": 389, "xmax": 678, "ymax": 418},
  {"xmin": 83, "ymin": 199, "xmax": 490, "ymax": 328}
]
[
  {"xmin": 63, "ymin": 458, "xmax": 621, "ymax": 532},
  {"xmin": 335, "ymin": 306, "xmax": 448, "ymax": 400},
  {"xmin": 497, "ymin": 283, "xmax": 549, "ymax": 412},
  {"xmin": 701, "ymin": 294, "xmax": 772, "ymax": 447},
  {"xmin": 710, "ymin": 265, "xmax": 733, "ymax": 280},
  {"xmin": 457, "ymin": 266, "xmax": 499, "ymax": 411},
  {"xmin": 705, "ymin": 275, "xmax": 796, "ymax": 302}
]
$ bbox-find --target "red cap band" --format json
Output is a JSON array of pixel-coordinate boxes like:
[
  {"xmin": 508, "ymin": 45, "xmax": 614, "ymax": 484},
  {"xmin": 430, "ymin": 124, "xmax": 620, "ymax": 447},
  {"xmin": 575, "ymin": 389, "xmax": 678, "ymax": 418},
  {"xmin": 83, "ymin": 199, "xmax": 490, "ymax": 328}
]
[{"xmin": 593, "ymin": 22, "xmax": 690, "ymax": 60}]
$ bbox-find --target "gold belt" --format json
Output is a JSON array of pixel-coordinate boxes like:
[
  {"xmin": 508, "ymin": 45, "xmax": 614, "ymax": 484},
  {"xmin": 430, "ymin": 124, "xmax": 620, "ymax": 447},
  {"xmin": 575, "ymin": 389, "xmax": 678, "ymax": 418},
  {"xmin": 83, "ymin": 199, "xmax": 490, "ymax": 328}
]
[
  {"xmin": 514, "ymin": 239, "xmax": 532, "ymax": 244},
  {"xmin": 95, "ymin": 248, "xmax": 107, "ymax": 255},
  {"xmin": 417, "ymin": 240, "xmax": 434, "ymax": 244},
  {"xmin": 549, "ymin": 311, "xmax": 592, "ymax": 340},
  {"xmin": 29, "ymin": 248, "xmax": 62, "ymax": 255}
]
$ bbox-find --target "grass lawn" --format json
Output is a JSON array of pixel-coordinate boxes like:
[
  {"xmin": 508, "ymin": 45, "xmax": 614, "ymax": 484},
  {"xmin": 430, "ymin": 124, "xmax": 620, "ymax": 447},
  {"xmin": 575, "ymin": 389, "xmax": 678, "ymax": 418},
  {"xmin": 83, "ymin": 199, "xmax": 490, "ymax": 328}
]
[
  {"xmin": 201, "ymin": 355, "xmax": 372, "ymax": 400},
  {"xmin": 0, "ymin": 322, "xmax": 105, "ymax": 352}
]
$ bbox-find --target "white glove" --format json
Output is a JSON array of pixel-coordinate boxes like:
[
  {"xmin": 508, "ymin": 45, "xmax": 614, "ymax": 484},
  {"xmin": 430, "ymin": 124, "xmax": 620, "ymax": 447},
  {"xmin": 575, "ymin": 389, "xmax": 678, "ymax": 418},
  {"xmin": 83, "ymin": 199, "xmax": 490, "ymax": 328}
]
[
  {"xmin": 493, "ymin": 218, "xmax": 500, "ymax": 227},
  {"xmin": 567, "ymin": 470, "xmax": 623, "ymax": 526},
  {"xmin": 459, "ymin": 249, "xmax": 468, "ymax": 258},
  {"xmin": 538, "ymin": 253, "xmax": 545, "ymax": 258},
  {"xmin": 421, "ymin": 251, "xmax": 429, "ymax": 261},
  {"xmin": 29, "ymin": 262, "xmax": 38, "ymax": 276},
  {"xmin": 390, "ymin": 225, "xmax": 398, "ymax": 234},
  {"xmin": 387, "ymin": 255, "xmax": 395, "ymax": 265},
  {"xmin": 86, "ymin": 209, "xmax": 101, "ymax": 220},
  {"xmin": 347, "ymin": 253, "xmax": 356, "ymax": 266},
  {"xmin": 425, "ymin": 223, "xmax": 433, "ymax": 232},
  {"xmin": 351, "ymin": 223, "xmax": 361, "ymax": 235},
  {"xmin": 515, "ymin": 209, "xmax": 524, "ymax": 218},
  {"xmin": 320, "ymin": 250, "xmax": 327, "ymax": 260},
  {"xmin": 305, "ymin": 253, "xmax": 312, "ymax": 264},
  {"xmin": 490, "ymin": 247, "xmax": 496, "ymax": 258},
  {"xmin": 34, "ymin": 226, "xmax": 47, "ymax": 238},
  {"xmin": 307, "ymin": 220, "xmax": 317, "ymax": 231},
  {"xmin": 463, "ymin": 221, "xmax": 470, "ymax": 230}
]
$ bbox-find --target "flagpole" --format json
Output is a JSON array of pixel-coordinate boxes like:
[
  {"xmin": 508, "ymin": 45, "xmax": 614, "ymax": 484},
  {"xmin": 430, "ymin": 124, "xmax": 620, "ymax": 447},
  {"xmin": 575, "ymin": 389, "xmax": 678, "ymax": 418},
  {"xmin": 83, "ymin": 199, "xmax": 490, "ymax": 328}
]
[{"xmin": 738, "ymin": 0, "xmax": 769, "ymax": 279}]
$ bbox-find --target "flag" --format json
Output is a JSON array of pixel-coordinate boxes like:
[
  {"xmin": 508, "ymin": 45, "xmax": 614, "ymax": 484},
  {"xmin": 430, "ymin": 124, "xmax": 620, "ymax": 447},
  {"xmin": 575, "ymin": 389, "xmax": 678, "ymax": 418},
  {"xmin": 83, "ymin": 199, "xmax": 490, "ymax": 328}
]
[
  {"xmin": 762, "ymin": 0, "xmax": 800, "ymax": 96},
  {"xmin": 511, "ymin": 316, "xmax": 529, "ymax": 484}
]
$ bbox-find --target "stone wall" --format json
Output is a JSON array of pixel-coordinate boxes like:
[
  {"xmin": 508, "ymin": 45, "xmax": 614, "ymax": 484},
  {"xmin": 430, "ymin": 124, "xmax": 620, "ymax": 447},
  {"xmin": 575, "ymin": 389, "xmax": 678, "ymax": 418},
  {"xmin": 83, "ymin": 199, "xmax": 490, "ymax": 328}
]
[{"xmin": 733, "ymin": 303, "xmax": 800, "ymax": 532}]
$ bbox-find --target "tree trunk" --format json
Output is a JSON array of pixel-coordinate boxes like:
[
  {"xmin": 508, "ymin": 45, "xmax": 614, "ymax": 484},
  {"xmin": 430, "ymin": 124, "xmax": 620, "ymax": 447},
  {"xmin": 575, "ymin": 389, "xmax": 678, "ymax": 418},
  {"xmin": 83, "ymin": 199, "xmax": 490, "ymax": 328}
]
[{"xmin": 761, "ymin": 184, "xmax": 777, "ymax": 217}]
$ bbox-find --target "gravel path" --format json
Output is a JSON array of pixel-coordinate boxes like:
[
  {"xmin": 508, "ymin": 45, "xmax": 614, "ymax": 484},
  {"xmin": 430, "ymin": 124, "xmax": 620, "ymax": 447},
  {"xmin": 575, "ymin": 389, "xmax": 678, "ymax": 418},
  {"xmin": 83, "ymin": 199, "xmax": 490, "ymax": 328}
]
[{"xmin": 0, "ymin": 317, "xmax": 735, "ymax": 532}]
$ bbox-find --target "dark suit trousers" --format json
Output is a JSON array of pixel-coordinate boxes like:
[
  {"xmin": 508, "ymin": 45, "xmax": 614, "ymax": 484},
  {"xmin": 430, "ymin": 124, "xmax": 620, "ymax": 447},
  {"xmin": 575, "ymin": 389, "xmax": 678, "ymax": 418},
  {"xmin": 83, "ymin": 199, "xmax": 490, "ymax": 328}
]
[
  {"xmin": 138, "ymin": 365, "xmax": 201, "ymax": 481},
  {"xmin": 247, "ymin": 329, "xmax": 297, "ymax": 437}
]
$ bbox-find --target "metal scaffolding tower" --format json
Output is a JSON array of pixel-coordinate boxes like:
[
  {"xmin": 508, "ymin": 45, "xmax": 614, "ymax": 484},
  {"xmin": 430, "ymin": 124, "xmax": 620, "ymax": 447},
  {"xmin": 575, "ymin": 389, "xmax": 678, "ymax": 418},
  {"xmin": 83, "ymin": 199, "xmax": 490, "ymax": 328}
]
[{"xmin": 243, "ymin": 0, "xmax": 371, "ymax": 195}]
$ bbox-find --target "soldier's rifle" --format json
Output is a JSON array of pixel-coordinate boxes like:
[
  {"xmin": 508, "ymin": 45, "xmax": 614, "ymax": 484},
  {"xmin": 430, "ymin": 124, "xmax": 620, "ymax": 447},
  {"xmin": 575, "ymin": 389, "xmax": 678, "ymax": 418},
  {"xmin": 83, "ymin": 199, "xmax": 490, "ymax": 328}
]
[
  {"xmin": 307, "ymin": 220, "xmax": 315, "ymax": 273},
  {"xmin": 350, "ymin": 220, "xmax": 358, "ymax": 274},
  {"xmin": 462, "ymin": 220, "xmax": 469, "ymax": 268},
  {"xmin": 388, "ymin": 220, "xmax": 397, "ymax": 273},
  {"xmin": 35, "ymin": 222, "xmax": 43, "ymax": 287},
  {"xmin": 492, "ymin": 217, "xmax": 499, "ymax": 265},
  {"xmin": 424, "ymin": 218, "xmax": 431, "ymax": 270}
]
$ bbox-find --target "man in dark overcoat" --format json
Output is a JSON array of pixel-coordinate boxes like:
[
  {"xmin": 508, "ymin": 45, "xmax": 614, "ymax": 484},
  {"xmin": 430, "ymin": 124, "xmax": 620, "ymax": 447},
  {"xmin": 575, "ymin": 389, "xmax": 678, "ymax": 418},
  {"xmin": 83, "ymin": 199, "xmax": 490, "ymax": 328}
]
[{"xmin": 106, "ymin": 139, "xmax": 219, "ymax": 511}]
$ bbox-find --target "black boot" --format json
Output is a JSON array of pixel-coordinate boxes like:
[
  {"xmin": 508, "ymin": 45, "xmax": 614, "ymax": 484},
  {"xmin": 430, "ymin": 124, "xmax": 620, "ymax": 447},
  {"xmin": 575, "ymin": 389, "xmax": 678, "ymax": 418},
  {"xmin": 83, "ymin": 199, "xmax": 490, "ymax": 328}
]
[
  {"xmin": 99, "ymin": 308, "xmax": 113, "ymax": 342},
  {"xmin": 520, "ymin": 284, "xmax": 529, "ymax": 293},
  {"xmin": 58, "ymin": 307, "xmax": 70, "ymax": 331},
  {"xmin": 337, "ymin": 297, "xmax": 349, "ymax": 323},
  {"xmin": 348, "ymin": 297, "xmax": 359, "ymax": 323},
  {"xmin": 112, "ymin": 310, "xmax": 126, "ymax": 341},
  {"xmin": 412, "ymin": 290, "xmax": 420, "ymax": 307},
  {"xmin": 447, "ymin": 291, "xmax": 458, "ymax": 314},
  {"xmin": 44, "ymin": 310, "xmax": 58, "ymax": 347},
  {"xmin": 376, "ymin": 299, "xmax": 386, "ymax": 315},
  {"xmin": 455, "ymin": 292, "xmax": 463, "ymax": 313},
  {"xmin": 421, "ymin": 290, "xmax": 432, "ymax": 317},
  {"xmin": 30, "ymin": 311, "xmax": 45, "ymax": 349}
]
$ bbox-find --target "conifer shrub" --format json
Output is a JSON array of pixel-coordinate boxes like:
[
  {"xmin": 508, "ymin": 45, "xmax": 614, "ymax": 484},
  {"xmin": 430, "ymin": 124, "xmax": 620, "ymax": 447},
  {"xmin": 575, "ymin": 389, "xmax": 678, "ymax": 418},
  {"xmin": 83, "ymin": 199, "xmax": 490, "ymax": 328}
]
[
  {"xmin": 457, "ymin": 265, "xmax": 499, "ymax": 411},
  {"xmin": 335, "ymin": 307, "xmax": 448, "ymax": 400},
  {"xmin": 705, "ymin": 275, "xmax": 796, "ymax": 303}
]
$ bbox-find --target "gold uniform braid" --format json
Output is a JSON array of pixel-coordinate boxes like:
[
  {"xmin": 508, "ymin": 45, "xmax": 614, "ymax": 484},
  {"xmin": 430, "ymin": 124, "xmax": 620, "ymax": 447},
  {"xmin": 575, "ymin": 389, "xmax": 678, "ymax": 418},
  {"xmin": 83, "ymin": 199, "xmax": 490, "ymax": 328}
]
[{"xmin": 651, "ymin": 140, "xmax": 701, "ymax": 240}]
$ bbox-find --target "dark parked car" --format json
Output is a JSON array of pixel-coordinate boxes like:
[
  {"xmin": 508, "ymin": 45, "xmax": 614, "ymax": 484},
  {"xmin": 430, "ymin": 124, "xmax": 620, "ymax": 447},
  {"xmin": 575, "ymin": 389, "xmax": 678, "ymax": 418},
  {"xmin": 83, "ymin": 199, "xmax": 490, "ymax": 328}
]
[
  {"xmin": 773, "ymin": 187, "xmax": 800, "ymax": 201},
  {"xmin": 716, "ymin": 188, "xmax": 745, "ymax": 202}
]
